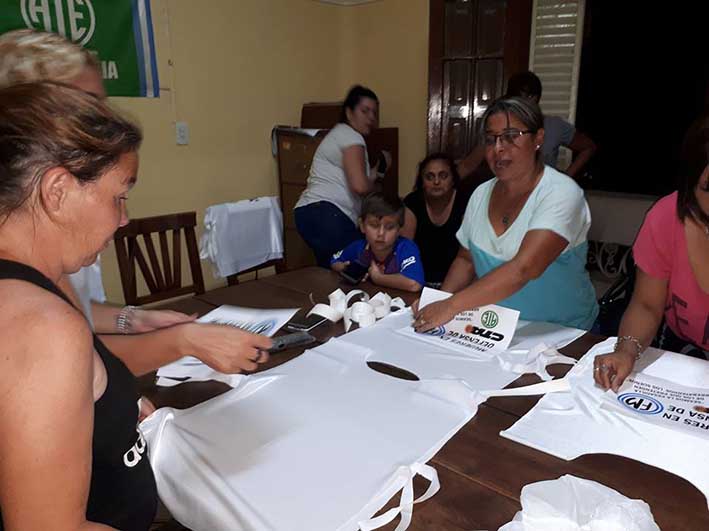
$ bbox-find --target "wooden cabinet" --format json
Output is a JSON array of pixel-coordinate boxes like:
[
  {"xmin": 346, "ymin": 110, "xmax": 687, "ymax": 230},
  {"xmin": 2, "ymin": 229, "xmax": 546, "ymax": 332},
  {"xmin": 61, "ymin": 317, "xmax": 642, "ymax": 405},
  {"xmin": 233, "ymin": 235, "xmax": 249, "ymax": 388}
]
[
  {"xmin": 275, "ymin": 129, "xmax": 326, "ymax": 271},
  {"xmin": 276, "ymin": 117, "xmax": 398, "ymax": 270}
]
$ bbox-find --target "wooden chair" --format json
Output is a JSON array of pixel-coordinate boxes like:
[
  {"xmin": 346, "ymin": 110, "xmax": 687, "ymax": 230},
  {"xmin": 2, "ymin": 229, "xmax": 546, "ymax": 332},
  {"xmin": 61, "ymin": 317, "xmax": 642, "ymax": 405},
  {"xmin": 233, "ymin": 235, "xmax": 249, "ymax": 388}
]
[
  {"xmin": 114, "ymin": 212, "xmax": 205, "ymax": 305},
  {"xmin": 225, "ymin": 258, "xmax": 285, "ymax": 286}
]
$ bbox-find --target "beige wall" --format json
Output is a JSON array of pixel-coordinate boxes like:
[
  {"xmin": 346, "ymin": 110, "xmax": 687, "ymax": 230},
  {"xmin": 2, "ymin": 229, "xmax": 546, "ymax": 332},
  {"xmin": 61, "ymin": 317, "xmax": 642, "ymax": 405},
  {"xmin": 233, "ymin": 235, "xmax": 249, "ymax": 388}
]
[
  {"xmin": 103, "ymin": 0, "xmax": 429, "ymax": 302},
  {"xmin": 338, "ymin": 0, "xmax": 429, "ymax": 192}
]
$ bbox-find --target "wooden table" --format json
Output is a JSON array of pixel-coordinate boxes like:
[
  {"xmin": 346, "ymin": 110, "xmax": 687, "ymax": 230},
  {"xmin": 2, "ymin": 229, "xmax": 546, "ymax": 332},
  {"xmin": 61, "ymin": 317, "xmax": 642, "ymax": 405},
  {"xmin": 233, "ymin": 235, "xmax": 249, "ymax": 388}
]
[{"xmin": 146, "ymin": 267, "xmax": 709, "ymax": 531}]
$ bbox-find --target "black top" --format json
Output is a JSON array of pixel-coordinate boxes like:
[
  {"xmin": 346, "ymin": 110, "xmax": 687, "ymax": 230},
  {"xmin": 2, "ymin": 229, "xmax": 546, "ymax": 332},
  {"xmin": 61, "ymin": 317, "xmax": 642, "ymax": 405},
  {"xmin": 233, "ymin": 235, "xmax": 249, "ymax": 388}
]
[
  {"xmin": 404, "ymin": 188, "xmax": 470, "ymax": 285},
  {"xmin": 0, "ymin": 259, "xmax": 157, "ymax": 531}
]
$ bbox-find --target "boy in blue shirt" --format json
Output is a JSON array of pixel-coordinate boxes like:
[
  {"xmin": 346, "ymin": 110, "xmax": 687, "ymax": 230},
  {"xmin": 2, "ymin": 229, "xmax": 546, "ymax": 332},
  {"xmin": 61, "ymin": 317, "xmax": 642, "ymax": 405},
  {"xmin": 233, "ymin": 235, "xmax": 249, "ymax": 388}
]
[{"xmin": 331, "ymin": 193, "xmax": 424, "ymax": 292}]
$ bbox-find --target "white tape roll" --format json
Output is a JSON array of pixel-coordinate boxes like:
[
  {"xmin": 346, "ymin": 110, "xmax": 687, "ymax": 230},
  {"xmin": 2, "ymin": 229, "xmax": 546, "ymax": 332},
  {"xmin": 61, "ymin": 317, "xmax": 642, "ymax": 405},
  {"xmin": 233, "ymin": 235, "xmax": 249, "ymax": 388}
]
[
  {"xmin": 372, "ymin": 302, "xmax": 390, "ymax": 319},
  {"xmin": 358, "ymin": 313, "xmax": 377, "ymax": 327},
  {"xmin": 307, "ymin": 289, "xmax": 407, "ymax": 332},
  {"xmin": 308, "ymin": 303, "xmax": 343, "ymax": 322},
  {"xmin": 390, "ymin": 297, "xmax": 406, "ymax": 312}
]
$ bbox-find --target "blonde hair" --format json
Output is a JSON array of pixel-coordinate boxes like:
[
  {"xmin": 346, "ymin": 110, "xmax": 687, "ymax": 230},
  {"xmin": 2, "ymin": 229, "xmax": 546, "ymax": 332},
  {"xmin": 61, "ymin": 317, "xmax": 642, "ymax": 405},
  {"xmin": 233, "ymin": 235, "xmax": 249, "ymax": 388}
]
[{"xmin": 0, "ymin": 29, "xmax": 99, "ymax": 89}]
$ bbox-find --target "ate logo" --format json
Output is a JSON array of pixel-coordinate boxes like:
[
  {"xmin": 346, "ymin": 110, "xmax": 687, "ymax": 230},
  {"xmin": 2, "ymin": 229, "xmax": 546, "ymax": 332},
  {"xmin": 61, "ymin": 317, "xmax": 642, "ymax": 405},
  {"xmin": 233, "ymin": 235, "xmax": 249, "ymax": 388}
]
[
  {"xmin": 480, "ymin": 310, "xmax": 499, "ymax": 329},
  {"xmin": 617, "ymin": 393, "xmax": 664, "ymax": 415},
  {"xmin": 22, "ymin": 0, "xmax": 96, "ymax": 46}
]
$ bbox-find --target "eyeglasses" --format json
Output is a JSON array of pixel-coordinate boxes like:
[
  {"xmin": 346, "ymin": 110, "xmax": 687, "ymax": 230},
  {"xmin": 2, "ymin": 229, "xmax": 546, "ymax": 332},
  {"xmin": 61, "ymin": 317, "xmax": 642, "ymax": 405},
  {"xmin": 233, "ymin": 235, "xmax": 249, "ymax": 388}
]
[
  {"xmin": 423, "ymin": 171, "xmax": 450, "ymax": 182},
  {"xmin": 483, "ymin": 129, "xmax": 533, "ymax": 147}
]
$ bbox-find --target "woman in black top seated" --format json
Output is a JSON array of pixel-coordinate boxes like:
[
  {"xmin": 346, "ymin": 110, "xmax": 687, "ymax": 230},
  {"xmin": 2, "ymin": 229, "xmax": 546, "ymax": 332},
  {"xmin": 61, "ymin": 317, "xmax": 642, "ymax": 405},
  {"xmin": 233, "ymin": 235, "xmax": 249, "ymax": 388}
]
[
  {"xmin": 0, "ymin": 83, "xmax": 158, "ymax": 530},
  {"xmin": 402, "ymin": 153, "xmax": 470, "ymax": 287}
]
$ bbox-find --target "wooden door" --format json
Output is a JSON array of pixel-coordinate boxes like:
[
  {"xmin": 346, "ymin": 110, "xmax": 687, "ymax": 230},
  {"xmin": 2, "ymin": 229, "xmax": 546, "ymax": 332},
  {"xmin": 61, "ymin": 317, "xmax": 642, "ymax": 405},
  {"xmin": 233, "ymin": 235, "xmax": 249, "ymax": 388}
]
[{"xmin": 428, "ymin": 0, "xmax": 533, "ymax": 161}]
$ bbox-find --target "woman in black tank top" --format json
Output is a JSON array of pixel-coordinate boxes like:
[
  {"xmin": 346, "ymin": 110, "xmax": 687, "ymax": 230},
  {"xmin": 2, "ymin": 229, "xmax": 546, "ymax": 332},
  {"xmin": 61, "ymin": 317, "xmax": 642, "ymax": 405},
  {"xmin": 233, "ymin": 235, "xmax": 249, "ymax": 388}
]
[{"xmin": 0, "ymin": 84, "xmax": 157, "ymax": 529}]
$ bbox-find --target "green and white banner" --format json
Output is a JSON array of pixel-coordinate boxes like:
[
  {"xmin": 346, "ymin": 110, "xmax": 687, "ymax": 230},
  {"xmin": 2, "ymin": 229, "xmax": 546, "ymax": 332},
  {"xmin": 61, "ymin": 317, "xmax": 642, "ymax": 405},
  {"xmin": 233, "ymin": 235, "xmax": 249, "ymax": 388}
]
[{"xmin": 0, "ymin": 0, "xmax": 160, "ymax": 97}]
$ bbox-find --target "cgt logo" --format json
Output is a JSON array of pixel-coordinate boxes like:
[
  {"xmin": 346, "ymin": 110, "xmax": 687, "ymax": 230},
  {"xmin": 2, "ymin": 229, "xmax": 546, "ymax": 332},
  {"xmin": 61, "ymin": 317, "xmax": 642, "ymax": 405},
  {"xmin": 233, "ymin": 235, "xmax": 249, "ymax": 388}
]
[
  {"xmin": 22, "ymin": 0, "xmax": 96, "ymax": 46},
  {"xmin": 617, "ymin": 393, "xmax": 664, "ymax": 415},
  {"xmin": 465, "ymin": 324, "xmax": 504, "ymax": 342}
]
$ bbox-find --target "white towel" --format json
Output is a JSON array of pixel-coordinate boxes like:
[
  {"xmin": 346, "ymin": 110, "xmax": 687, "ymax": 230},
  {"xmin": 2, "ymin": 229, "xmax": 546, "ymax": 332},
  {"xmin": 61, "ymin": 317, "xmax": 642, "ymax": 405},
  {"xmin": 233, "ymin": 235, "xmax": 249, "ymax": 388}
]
[{"xmin": 199, "ymin": 197, "xmax": 283, "ymax": 278}]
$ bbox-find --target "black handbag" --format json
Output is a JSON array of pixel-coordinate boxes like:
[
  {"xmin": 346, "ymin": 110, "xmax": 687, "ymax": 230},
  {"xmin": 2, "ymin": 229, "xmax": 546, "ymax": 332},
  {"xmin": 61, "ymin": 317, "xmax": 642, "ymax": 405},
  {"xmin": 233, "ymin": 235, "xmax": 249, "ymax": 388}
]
[{"xmin": 597, "ymin": 252, "xmax": 636, "ymax": 337}]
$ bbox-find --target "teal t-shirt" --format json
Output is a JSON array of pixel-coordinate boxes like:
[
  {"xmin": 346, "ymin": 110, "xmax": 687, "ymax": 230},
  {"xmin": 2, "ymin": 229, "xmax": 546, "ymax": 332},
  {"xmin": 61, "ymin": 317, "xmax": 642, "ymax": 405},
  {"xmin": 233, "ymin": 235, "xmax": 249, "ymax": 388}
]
[{"xmin": 456, "ymin": 166, "xmax": 598, "ymax": 330}]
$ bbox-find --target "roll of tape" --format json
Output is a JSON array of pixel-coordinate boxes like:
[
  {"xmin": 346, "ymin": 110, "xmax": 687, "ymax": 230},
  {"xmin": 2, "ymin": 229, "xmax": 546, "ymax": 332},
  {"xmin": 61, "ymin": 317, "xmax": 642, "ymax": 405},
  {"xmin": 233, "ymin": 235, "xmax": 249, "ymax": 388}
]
[
  {"xmin": 308, "ymin": 303, "xmax": 343, "ymax": 322},
  {"xmin": 358, "ymin": 313, "xmax": 377, "ymax": 327},
  {"xmin": 307, "ymin": 289, "xmax": 407, "ymax": 331}
]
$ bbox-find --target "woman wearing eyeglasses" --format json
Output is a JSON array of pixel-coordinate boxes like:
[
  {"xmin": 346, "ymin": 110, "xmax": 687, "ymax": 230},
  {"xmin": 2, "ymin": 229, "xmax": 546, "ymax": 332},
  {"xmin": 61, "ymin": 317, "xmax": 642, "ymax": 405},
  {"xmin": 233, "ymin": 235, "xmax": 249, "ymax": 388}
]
[
  {"xmin": 401, "ymin": 153, "xmax": 470, "ymax": 287},
  {"xmin": 414, "ymin": 96, "xmax": 598, "ymax": 332}
]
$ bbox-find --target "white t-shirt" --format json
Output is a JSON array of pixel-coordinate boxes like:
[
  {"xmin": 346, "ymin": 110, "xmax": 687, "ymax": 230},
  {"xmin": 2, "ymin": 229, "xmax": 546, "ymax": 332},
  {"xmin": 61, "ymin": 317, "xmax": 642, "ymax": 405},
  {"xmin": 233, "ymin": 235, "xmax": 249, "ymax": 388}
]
[
  {"xmin": 294, "ymin": 123, "xmax": 370, "ymax": 224},
  {"xmin": 456, "ymin": 165, "xmax": 598, "ymax": 329}
]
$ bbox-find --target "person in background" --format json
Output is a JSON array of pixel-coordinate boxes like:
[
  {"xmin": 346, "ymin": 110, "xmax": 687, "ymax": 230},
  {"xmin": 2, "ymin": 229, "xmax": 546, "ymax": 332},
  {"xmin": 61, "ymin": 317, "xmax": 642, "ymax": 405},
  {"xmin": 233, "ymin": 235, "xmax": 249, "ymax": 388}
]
[
  {"xmin": 294, "ymin": 85, "xmax": 390, "ymax": 267},
  {"xmin": 414, "ymin": 96, "xmax": 598, "ymax": 332},
  {"xmin": 0, "ymin": 29, "xmax": 271, "ymax": 380},
  {"xmin": 594, "ymin": 114, "xmax": 709, "ymax": 391},
  {"xmin": 401, "ymin": 153, "xmax": 470, "ymax": 287},
  {"xmin": 457, "ymin": 71, "xmax": 597, "ymax": 181},
  {"xmin": 331, "ymin": 193, "xmax": 424, "ymax": 292}
]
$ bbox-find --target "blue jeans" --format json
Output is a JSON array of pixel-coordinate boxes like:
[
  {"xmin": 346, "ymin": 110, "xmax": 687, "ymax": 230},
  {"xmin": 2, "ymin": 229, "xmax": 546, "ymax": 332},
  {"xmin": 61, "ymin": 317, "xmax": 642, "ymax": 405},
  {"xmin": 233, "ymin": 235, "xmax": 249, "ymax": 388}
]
[{"xmin": 294, "ymin": 202, "xmax": 362, "ymax": 268}]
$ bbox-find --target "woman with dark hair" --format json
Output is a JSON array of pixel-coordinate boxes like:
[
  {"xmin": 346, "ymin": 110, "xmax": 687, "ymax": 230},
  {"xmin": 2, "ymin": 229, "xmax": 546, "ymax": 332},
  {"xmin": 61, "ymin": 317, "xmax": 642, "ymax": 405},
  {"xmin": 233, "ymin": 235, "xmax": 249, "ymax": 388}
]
[
  {"xmin": 401, "ymin": 153, "xmax": 470, "ymax": 287},
  {"xmin": 414, "ymin": 96, "xmax": 597, "ymax": 332},
  {"xmin": 594, "ymin": 115, "xmax": 709, "ymax": 392},
  {"xmin": 294, "ymin": 85, "xmax": 389, "ymax": 266}
]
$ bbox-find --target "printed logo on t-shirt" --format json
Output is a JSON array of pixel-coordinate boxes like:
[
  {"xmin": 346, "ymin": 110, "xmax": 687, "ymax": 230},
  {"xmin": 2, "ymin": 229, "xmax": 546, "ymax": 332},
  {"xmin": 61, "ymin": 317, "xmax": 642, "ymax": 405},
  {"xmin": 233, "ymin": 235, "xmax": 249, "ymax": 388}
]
[
  {"xmin": 332, "ymin": 250, "xmax": 343, "ymax": 260},
  {"xmin": 123, "ymin": 429, "xmax": 147, "ymax": 468},
  {"xmin": 400, "ymin": 256, "xmax": 416, "ymax": 271}
]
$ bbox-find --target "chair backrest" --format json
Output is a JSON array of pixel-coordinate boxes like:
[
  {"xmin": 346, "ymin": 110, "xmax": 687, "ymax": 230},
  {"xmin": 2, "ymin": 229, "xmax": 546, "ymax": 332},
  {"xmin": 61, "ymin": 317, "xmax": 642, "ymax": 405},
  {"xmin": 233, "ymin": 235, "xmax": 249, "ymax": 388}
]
[{"xmin": 113, "ymin": 211, "xmax": 205, "ymax": 305}]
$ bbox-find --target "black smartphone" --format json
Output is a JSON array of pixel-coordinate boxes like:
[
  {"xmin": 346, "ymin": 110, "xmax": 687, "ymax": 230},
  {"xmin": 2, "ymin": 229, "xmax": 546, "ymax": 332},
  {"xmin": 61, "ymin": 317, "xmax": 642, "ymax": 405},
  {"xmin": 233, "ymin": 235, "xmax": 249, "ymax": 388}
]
[
  {"xmin": 340, "ymin": 261, "xmax": 369, "ymax": 285},
  {"xmin": 286, "ymin": 313, "xmax": 328, "ymax": 332}
]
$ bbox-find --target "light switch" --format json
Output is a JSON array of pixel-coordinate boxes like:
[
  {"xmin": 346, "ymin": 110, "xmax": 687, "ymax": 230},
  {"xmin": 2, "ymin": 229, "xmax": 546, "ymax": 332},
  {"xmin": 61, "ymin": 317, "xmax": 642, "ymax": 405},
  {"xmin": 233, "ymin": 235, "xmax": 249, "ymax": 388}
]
[{"xmin": 176, "ymin": 121, "xmax": 189, "ymax": 145}]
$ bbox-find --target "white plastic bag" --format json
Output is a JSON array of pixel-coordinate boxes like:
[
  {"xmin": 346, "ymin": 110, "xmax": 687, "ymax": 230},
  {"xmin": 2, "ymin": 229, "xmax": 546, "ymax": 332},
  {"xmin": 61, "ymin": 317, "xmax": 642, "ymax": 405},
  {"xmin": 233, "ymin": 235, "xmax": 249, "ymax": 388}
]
[{"xmin": 499, "ymin": 474, "xmax": 660, "ymax": 531}]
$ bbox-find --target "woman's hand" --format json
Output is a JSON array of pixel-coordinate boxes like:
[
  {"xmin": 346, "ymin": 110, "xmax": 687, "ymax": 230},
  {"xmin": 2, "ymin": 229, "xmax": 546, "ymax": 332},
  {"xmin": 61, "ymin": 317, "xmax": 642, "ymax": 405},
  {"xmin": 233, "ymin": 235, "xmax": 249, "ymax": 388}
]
[
  {"xmin": 593, "ymin": 349, "xmax": 637, "ymax": 392},
  {"xmin": 180, "ymin": 323, "xmax": 273, "ymax": 373},
  {"xmin": 413, "ymin": 299, "xmax": 458, "ymax": 332},
  {"xmin": 130, "ymin": 308, "xmax": 197, "ymax": 333},
  {"xmin": 138, "ymin": 396, "xmax": 156, "ymax": 423}
]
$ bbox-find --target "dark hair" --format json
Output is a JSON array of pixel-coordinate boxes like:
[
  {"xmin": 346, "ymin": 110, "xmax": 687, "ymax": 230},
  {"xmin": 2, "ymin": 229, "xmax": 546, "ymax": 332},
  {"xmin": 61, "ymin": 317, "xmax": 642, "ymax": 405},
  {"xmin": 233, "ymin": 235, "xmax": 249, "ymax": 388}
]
[
  {"xmin": 360, "ymin": 192, "xmax": 404, "ymax": 226},
  {"xmin": 478, "ymin": 97, "xmax": 544, "ymax": 162},
  {"xmin": 413, "ymin": 152, "xmax": 460, "ymax": 192},
  {"xmin": 506, "ymin": 71, "xmax": 543, "ymax": 99},
  {"xmin": 340, "ymin": 85, "xmax": 379, "ymax": 123},
  {"xmin": 0, "ymin": 82, "xmax": 142, "ymax": 217},
  {"xmin": 677, "ymin": 114, "xmax": 709, "ymax": 227}
]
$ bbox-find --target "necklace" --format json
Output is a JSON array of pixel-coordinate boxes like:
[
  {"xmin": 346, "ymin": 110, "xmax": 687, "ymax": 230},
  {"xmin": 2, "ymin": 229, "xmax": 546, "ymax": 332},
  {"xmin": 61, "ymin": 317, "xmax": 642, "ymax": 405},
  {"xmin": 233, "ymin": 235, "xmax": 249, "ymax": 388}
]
[
  {"xmin": 498, "ymin": 169, "xmax": 543, "ymax": 227},
  {"xmin": 501, "ymin": 189, "xmax": 533, "ymax": 226},
  {"xmin": 704, "ymin": 224, "xmax": 709, "ymax": 240}
]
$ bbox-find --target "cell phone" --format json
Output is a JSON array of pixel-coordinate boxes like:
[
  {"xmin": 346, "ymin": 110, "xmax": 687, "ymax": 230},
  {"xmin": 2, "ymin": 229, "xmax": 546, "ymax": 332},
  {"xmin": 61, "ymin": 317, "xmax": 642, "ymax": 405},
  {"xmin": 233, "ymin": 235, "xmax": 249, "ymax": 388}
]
[
  {"xmin": 340, "ymin": 261, "xmax": 369, "ymax": 285},
  {"xmin": 286, "ymin": 313, "xmax": 328, "ymax": 332},
  {"xmin": 267, "ymin": 331, "xmax": 316, "ymax": 353}
]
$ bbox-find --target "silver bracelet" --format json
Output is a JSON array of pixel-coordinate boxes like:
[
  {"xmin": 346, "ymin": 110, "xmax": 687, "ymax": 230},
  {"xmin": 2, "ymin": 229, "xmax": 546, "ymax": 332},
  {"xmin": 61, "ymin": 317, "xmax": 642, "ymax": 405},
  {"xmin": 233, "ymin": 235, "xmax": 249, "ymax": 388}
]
[
  {"xmin": 116, "ymin": 305, "xmax": 137, "ymax": 334},
  {"xmin": 615, "ymin": 335, "xmax": 644, "ymax": 360}
]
